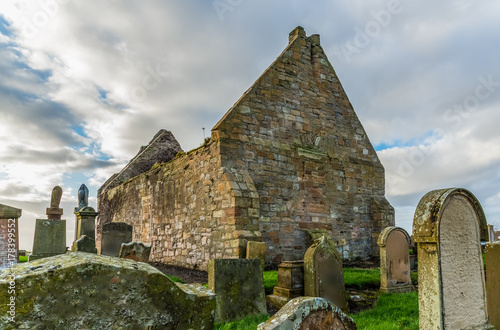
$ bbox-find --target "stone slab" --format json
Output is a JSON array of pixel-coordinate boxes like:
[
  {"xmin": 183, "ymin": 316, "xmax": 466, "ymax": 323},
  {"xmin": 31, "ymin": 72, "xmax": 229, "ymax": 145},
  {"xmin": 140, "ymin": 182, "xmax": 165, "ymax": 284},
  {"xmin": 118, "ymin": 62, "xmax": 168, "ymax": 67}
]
[
  {"xmin": 486, "ymin": 241, "xmax": 500, "ymax": 328},
  {"xmin": 71, "ymin": 235, "xmax": 97, "ymax": 254},
  {"xmin": 0, "ymin": 252, "xmax": 215, "ymax": 329},
  {"xmin": 246, "ymin": 241, "xmax": 266, "ymax": 270},
  {"xmin": 118, "ymin": 241, "xmax": 151, "ymax": 262},
  {"xmin": 257, "ymin": 297, "xmax": 356, "ymax": 330},
  {"xmin": 413, "ymin": 188, "xmax": 493, "ymax": 329},
  {"xmin": 100, "ymin": 222, "xmax": 132, "ymax": 257},
  {"xmin": 0, "ymin": 204, "xmax": 21, "ymax": 269},
  {"xmin": 208, "ymin": 258, "xmax": 267, "ymax": 323},
  {"xmin": 74, "ymin": 206, "xmax": 98, "ymax": 241},
  {"xmin": 30, "ymin": 219, "xmax": 66, "ymax": 261}
]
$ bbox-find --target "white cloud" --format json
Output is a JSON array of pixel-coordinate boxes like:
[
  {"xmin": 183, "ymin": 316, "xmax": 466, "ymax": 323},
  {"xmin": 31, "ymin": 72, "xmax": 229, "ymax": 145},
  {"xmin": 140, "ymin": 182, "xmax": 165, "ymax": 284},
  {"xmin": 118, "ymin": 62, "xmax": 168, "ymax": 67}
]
[{"xmin": 0, "ymin": 1, "xmax": 500, "ymax": 250}]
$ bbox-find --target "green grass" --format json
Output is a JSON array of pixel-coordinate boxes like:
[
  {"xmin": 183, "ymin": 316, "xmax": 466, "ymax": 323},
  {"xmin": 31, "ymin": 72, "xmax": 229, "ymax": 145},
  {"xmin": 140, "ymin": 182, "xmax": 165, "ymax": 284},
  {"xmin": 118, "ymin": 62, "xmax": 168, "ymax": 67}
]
[
  {"xmin": 263, "ymin": 270, "xmax": 278, "ymax": 294},
  {"xmin": 350, "ymin": 292, "xmax": 419, "ymax": 330},
  {"xmin": 343, "ymin": 268, "xmax": 381, "ymax": 289},
  {"xmin": 166, "ymin": 275, "xmax": 184, "ymax": 283},
  {"xmin": 214, "ymin": 314, "xmax": 270, "ymax": 330},
  {"xmin": 18, "ymin": 255, "xmax": 28, "ymax": 263}
]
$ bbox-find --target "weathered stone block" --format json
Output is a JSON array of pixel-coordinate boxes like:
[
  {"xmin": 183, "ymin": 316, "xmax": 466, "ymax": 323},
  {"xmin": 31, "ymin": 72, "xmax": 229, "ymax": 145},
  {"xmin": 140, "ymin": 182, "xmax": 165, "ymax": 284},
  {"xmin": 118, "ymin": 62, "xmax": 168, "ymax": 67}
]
[
  {"xmin": 0, "ymin": 204, "xmax": 22, "ymax": 269},
  {"xmin": 413, "ymin": 188, "xmax": 493, "ymax": 329},
  {"xmin": 29, "ymin": 219, "xmax": 66, "ymax": 261},
  {"xmin": 304, "ymin": 235, "xmax": 348, "ymax": 312},
  {"xmin": 246, "ymin": 241, "xmax": 266, "ymax": 270},
  {"xmin": 257, "ymin": 297, "xmax": 356, "ymax": 330},
  {"xmin": 71, "ymin": 235, "xmax": 97, "ymax": 254},
  {"xmin": 118, "ymin": 241, "xmax": 151, "ymax": 262},
  {"xmin": 100, "ymin": 222, "xmax": 132, "ymax": 257},
  {"xmin": 486, "ymin": 241, "xmax": 500, "ymax": 329},
  {"xmin": 74, "ymin": 206, "xmax": 98, "ymax": 241},
  {"xmin": 377, "ymin": 226, "xmax": 414, "ymax": 293},
  {"xmin": 0, "ymin": 252, "xmax": 215, "ymax": 329},
  {"xmin": 208, "ymin": 258, "xmax": 267, "ymax": 323},
  {"xmin": 267, "ymin": 260, "xmax": 304, "ymax": 309}
]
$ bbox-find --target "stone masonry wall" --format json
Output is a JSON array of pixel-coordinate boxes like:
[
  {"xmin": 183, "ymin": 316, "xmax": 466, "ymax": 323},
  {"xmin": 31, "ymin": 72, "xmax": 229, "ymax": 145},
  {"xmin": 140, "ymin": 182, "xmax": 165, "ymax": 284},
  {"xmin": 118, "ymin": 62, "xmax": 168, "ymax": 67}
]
[
  {"xmin": 97, "ymin": 26, "xmax": 394, "ymax": 269},
  {"xmin": 212, "ymin": 27, "xmax": 394, "ymax": 262},
  {"xmin": 97, "ymin": 140, "xmax": 262, "ymax": 270}
]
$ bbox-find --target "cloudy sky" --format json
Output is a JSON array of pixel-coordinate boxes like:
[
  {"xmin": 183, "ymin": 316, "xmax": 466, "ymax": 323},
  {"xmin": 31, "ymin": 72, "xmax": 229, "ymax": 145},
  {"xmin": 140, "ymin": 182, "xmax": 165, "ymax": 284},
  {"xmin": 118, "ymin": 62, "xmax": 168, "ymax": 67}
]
[{"xmin": 1, "ymin": 1, "xmax": 499, "ymax": 250}]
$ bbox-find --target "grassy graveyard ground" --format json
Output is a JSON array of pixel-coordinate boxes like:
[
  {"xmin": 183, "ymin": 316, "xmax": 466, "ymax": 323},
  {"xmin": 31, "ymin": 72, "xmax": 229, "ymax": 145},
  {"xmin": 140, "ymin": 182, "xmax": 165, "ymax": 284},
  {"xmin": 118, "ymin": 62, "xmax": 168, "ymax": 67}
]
[{"xmin": 150, "ymin": 261, "xmax": 420, "ymax": 330}]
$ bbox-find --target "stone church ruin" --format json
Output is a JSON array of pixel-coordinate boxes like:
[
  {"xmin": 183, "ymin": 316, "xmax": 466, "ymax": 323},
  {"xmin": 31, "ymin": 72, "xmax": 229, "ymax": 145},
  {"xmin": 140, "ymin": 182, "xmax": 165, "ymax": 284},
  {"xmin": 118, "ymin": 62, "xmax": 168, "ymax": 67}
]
[{"xmin": 97, "ymin": 26, "xmax": 394, "ymax": 270}]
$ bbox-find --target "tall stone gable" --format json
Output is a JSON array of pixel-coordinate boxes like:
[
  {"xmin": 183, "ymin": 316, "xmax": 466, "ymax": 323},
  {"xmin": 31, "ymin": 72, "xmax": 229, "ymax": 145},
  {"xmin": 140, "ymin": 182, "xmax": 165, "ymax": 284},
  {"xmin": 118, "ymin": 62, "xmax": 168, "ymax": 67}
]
[{"xmin": 97, "ymin": 27, "xmax": 394, "ymax": 270}]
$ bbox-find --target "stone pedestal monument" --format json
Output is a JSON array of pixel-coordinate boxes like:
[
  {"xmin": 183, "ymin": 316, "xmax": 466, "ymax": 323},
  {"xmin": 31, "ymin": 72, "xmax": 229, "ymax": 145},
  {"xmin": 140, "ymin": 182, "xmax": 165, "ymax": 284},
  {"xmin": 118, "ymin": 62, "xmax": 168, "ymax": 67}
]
[
  {"xmin": 72, "ymin": 184, "xmax": 98, "ymax": 253},
  {"xmin": 30, "ymin": 186, "xmax": 67, "ymax": 261}
]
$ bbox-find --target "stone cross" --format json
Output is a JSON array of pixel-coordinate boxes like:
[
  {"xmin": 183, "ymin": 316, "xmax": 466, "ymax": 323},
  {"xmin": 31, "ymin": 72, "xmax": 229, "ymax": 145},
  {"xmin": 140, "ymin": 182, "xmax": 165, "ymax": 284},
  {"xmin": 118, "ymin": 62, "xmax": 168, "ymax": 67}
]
[{"xmin": 413, "ymin": 188, "xmax": 493, "ymax": 329}]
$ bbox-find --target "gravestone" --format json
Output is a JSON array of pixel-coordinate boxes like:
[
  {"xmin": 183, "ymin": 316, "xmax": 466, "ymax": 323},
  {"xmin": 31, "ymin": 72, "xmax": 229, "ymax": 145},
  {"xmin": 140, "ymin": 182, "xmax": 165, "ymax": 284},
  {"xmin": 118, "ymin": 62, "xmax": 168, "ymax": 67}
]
[
  {"xmin": 377, "ymin": 226, "xmax": 414, "ymax": 293},
  {"xmin": 0, "ymin": 252, "xmax": 215, "ymax": 328},
  {"xmin": 413, "ymin": 188, "xmax": 493, "ymax": 329},
  {"xmin": 71, "ymin": 235, "xmax": 97, "ymax": 253},
  {"xmin": 73, "ymin": 184, "xmax": 98, "ymax": 255},
  {"xmin": 257, "ymin": 297, "xmax": 357, "ymax": 330},
  {"xmin": 488, "ymin": 224, "xmax": 495, "ymax": 242},
  {"xmin": 486, "ymin": 241, "xmax": 500, "ymax": 328},
  {"xmin": 100, "ymin": 222, "xmax": 133, "ymax": 257},
  {"xmin": 118, "ymin": 241, "xmax": 151, "ymax": 262},
  {"xmin": 246, "ymin": 241, "xmax": 266, "ymax": 270},
  {"xmin": 0, "ymin": 204, "xmax": 22, "ymax": 269},
  {"xmin": 267, "ymin": 261, "xmax": 304, "ymax": 309},
  {"xmin": 30, "ymin": 186, "xmax": 67, "ymax": 261},
  {"xmin": 208, "ymin": 258, "xmax": 267, "ymax": 323},
  {"xmin": 304, "ymin": 235, "xmax": 348, "ymax": 312}
]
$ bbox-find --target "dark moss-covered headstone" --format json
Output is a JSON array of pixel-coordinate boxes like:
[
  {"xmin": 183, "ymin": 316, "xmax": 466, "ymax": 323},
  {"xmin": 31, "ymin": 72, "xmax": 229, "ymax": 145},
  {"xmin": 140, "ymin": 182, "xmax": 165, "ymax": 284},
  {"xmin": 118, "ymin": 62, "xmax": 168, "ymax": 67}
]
[
  {"xmin": 304, "ymin": 235, "xmax": 348, "ymax": 312},
  {"xmin": 208, "ymin": 258, "xmax": 267, "ymax": 323},
  {"xmin": 0, "ymin": 252, "xmax": 215, "ymax": 329},
  {"xmin": 100, "ymin": 222, "xmax": 132, "ymax": 257}
]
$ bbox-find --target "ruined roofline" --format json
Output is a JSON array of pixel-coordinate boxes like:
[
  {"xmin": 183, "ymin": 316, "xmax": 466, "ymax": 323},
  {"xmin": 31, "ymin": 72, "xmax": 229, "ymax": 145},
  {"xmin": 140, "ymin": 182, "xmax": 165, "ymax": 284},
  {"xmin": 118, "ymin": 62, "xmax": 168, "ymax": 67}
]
[{"xmin": 98, "ymin": 129, "xmax": 182, "ymax": 195}]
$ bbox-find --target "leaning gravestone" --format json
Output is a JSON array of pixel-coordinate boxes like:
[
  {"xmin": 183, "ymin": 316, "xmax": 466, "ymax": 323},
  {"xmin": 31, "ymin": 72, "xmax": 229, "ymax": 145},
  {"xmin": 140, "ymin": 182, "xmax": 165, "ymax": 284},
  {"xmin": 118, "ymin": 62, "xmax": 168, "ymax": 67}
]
[
  {"xmin": 100, "ymin": 222, "xmax": 133, "ymax": 257},
  {"xmin": 257, "ymin": 297, "xmax": 357, "ymax": 330},
  {"xmin": 304, "ymin": 235, "xmax": 348, "ymax": 312},
  {"xmin": 0, "ymin": 252, "xmax": 215, "ymax": 328},
  {"xmin": 0, "ymin": 204, "xmax": 22, "ymax": 269},
  {"xmin": 485, "ymin": 241, "xmax": 500, "ymax": 328},
  {"xmin": 71, "ymin": 235, "xmax": 97, "ymax": 253},
  {"xmin": 413, "ymin": 188, "xmax": 493, "ymax": 329},
  {"xmin": 377, "ymin": 226, "xmax": 414, "ymax": 293},
  {"xmin": 208, "ymin": 258, "xmax": 267, "ymax": 323},
  {"xmin": 118, "ymin": 241, "xmax": 151, "ymax": 262},
  {"xmin": 30, "ymin": 186, "xmax": 67, "ymax": 261}
]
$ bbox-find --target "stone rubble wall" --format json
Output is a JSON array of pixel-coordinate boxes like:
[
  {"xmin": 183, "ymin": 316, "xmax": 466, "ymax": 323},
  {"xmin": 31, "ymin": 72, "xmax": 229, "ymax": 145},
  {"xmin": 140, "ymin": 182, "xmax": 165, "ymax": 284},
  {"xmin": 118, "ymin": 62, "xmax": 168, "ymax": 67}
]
[{"xmin": 97, "ymin": 140, "xmax": 261, "ymax": 270}]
